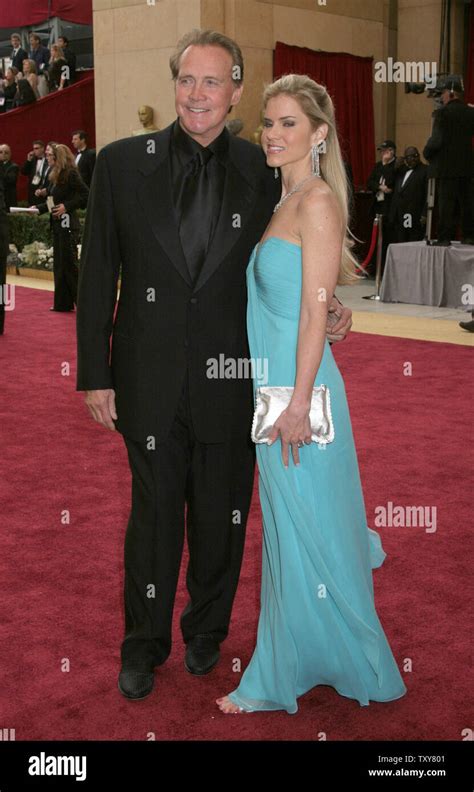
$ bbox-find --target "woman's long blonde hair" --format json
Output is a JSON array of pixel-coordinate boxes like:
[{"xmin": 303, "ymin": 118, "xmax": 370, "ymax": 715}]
[
  {"xmin": 263, "ymin": 74, "xmax": 360, "ymax": 285},
  {"xmin": 48, "ymin": 143, "xmax": 79, "ymax": 185}
]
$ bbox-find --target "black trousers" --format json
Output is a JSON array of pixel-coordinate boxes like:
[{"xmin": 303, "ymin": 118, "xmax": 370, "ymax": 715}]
[
  {"xmin": 51, "ymin": 222, "xmax": 79, "ymax": 310},
  {"xmin": 437, "ymin": 177, "xmax": 474, "ymax": 242},
  {"xmin": 120, "ymin": 370, "xmax": 256, "ymax": 671}
]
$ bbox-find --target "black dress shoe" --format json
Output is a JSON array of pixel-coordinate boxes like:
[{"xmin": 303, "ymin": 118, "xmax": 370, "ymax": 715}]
[
  {"xmin": 459, "ymin": 319, "xmax": 474, "ymax": 332},
  {"xmin": 118, "ymin": 668, "xmax": 155, "ymax": 699},
  {"xmin": 184, "ymin": 634, "xmax": 220, "ymax": 675}
]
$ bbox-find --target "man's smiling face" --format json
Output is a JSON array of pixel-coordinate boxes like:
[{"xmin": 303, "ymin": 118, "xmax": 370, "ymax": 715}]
[{"xmin": 174, "ymin": 44, "xmax": 243, "ymax": 146}]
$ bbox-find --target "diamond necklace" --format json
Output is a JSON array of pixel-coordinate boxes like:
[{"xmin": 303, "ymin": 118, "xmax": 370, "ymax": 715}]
[{"xmin": 273, "ymin": 173, "xmax": 318, "ymax": 213}]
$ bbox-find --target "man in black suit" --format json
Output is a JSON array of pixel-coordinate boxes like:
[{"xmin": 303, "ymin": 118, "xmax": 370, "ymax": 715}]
[
  {"xmin": 423, "ymin": 76, "xmax": 474, "ymax": 245},
  {"xmin": 21, "ymin": 141, "xmax": 49, "ymax": 205},
  {"xmin": 71, "ymin": 130, "xmax": 96, "ymax": 187},
  {"xmin": 367, "ymin": 140, "xmax": 398, "ymax": 219},
  {"xmin": 366, "ymin": 140, "xmax": 400, "ymax": 273},
  {"xmin": 76, "ymin": 29, "xmax": 353, "ymax": 700},
  {"xmin": 0, "ymin": 166, "xmax": 9, "ymax": 335},
  {"xmin": 389, "ymin": 147, "xmax": 428, "ymax": 242},
  {"xmin": 0, "ymin": 144, "xmax": 19, "ymax": 210},
  {"xmin": 10, "ymin": 33, "xmax": 28, "ymax": 73}
]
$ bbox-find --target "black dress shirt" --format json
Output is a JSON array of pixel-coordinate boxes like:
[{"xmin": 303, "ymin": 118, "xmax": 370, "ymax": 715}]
[{"xmin": 170, "ymin": 117, "xmax": 229, "ymax": 255}]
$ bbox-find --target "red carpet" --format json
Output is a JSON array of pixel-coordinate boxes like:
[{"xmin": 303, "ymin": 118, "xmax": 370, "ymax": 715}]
[{"xmin": 0, "ymin": 285, "xmax": 470, "ymax": 740}]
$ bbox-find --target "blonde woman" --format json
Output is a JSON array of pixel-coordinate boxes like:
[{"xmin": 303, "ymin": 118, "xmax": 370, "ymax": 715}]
[
  {"xmin": 19, "ymin": 58, "xmax": 39, "ymax": 97},
  {"xmin": 217, "ymin": 75, "xmax": 407, "ymax": 714},
  {"xmin": 30, "ymin": 143, "xmax": 88, "ymax": 311},
  {"xmin": 48, "ymin": 44, "xmax": 69, "ymax": 91}
]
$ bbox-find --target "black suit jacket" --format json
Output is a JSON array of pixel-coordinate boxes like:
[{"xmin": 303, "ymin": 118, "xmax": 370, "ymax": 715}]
[
  {"xmin": 37, "ymin": 169, "xmax": 89, "ymax": 232},
  {"xmin": 423, "ymin": 99, "xmax": 474, "ymax": 178},
  {"xmin": 76, "ymin": 122, "xmax": 280, "ymax": 444},
  {"xmin": 75, "ymin": 148, "xmax": 96, "ymax": 187},
  {"xmin": 366, "ymin": 158, "xmax": 398, "ymax": 216},
  {"xmin": 1, "ymin": 161, "xmax": 19, "ymax": 209},
  {"xmin": 21, "ymin": 156, "xmax": 50, "ymax": 205},
  {"xmin": 389, "ymin": 163, "xmax": 428, "ymax": 227},
  {"xmin": 11, "ymin": 47, "xmax": 28, "ymax": 71}
]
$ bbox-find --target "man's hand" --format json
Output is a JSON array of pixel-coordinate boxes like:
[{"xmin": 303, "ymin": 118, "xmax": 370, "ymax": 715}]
[
  {"xmin": 326, "ymin": 297, "xmax": 352, "ymax": 343},
  {"xmin": 84, "ymin": 389, "xmax": 117, "ymax": 430}
]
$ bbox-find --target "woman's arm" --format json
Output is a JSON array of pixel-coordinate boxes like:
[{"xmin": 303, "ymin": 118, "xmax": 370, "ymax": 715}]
[
  {"xmin": 63, "ymin": 171, "xmax": 89, "ymax": 212},
  {"xmin": 268, "ymin": 186, "xmax": 343, "ymax": 467},
  {"xmin": 292, "ymin": 187, "xmax": 343, "ymax": 410}
]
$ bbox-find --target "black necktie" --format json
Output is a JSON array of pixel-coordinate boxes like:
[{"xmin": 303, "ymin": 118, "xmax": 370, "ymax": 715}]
[{"xmin": 179, "ymin": 147, "xmax": 214, "ymax": 285}]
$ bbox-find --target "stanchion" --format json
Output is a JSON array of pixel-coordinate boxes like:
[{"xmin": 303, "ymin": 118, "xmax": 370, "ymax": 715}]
[
  {"xmin": 363, "ymin": 213, "xmax": 383, "ymax": 300},
  {"xmin": 425, "ymin": 176, "xmax": 436, "ymax": 244}
]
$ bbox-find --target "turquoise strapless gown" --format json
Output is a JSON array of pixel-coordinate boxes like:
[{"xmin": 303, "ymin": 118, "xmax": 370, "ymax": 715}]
[{"xmin": 227, "ymin": 237, "xmax": 407, "ymax": 714}]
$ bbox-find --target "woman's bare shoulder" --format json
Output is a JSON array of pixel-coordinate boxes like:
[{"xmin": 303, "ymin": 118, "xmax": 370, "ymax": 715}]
[{"xmin": 298, "ymin": 179, "xmax": 339, "ymax": 218}]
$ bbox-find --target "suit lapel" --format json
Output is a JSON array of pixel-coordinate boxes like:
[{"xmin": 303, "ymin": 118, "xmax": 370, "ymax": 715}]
[{"xmin": 136, "ymin": 125, "xmax": 192, "ymax": 287}]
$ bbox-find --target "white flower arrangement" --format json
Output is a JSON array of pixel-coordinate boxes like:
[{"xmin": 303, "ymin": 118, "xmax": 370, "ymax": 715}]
[
  {"xmin": 16, "ymin": 241, "xmax": 82, "ymax": 271},
  {"xmin": 18, "ymin": 241, "xmax": 54, "ymax": 269}
]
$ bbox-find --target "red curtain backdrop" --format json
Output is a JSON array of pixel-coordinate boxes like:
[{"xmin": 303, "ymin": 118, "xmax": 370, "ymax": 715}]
[
  {"xmin": 273, "ymin": 41, "xmax": 376, "ymax": 189},
  {"xmin": 0, "ymin": 0, "xmax": 92, "ymax": 27},
  {"xmin": 0, "ymin": 73, "xmax": 95, "ymax": 202},
  {"xmin": 465, "ymin": 0, "xmax": 474, "ymax": 104}
]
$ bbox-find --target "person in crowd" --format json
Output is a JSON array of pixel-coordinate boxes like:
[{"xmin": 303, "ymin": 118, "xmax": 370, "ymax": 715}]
[
  {"xmin": 0, "ymin": 164, "xmax": 9, "ymax": 335},
  {"xmin": 389, "ymin": 147, "xmax": 428, "ymax": 242},
  {"xmin": 423, "ymin": 75, "xmax": 474, "ymax": 245},
  {"xmin": 71, "ymin": 130, "xmax": 96, "ymax": 187},
  {"xmin": 12, "ymin": 79, "xmax": 37, "ymax": 108},
  {"xmin": 366, "ymin": 140, "xmax": 400, "ymax": 273},
  {"xmin": 28, "ymin": 34, "xmax": 50, "ymax": 74},
  {"xmin": 57, "ymin": 36, "xmax": 76, "ymax": 83},
  {"xmin": 18, "ymin": 59, "xmax": 40, "ymax": 98},
  {"xmin": 30, "ymin": 143, "xmax": 88, "ymax": 311},
  {"xmin": 1, "ymin": 67, "xmax": 19, "ymax": 113},
  {"xmin": 32, "ymin": 141, "xmax": 57, "ymax": 203},
  {"xmin": 48, "ymin": 44, "xmax": 69, "ymax": 91},
  {"xmin": 21, "ymin": 140, "xmax": 49, "ymax": 205},
  {"xmin": 0, "ymin": 145, "xmax": 19, "ymax": 209},
  {"xmin": 10, "ymin": 34, "xmax": 28, "ymax": 73}
]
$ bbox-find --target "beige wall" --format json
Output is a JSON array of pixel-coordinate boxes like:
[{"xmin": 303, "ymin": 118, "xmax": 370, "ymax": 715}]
[
  {"xmin": 93, "ymin": 0, "xmax": 398, "ymax": 154},
  {"xmin": 92, "ymin": 0, "xmax": 467, "ymax": 168},
  {"xmin": 93, "ymin": 0, "xmax": 202, "ymax": 149}
]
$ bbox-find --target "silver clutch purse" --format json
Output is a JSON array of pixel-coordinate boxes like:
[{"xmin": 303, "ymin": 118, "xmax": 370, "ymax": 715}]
[{"xmin": 251, "ymin": 385, "xmax": 335, "ymax": 445}]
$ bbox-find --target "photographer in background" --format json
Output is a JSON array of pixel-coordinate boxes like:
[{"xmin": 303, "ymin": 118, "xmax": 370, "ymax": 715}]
[{"xmin": 423, "ymin": 75, "xmax": 474, "ymax": 246}]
